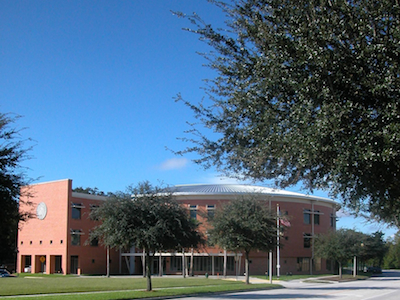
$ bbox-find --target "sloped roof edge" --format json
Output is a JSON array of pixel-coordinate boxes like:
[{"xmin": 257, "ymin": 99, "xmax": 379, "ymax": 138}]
[{"xmin": 169, "ymin": 184, "xmax": 336, "ymax": 204}]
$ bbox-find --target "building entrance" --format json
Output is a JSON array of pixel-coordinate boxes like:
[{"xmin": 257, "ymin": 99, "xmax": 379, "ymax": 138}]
[{"xmin": 70, "ymin": 256, "xmax": 79, "ymax": 274}]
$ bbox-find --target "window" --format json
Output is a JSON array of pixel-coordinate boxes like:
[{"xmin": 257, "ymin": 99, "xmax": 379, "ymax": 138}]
[
  {"xmin": 297, "ymin": 257, "xmax": 310, "ymax": 272},
  {"xmin": 71, "ymin": 203, "xmax": 84, "ymax": 220},
  {"xmin": 314, "ymin": 210, "xmax": 320, "ymax": 225},
  {"xmin": 313, "ymin": 258, "xmax": 321, "ymax": 271},
  {"xmin": 326, "ymin": 259, "xmax": 332, "ymax": 271},
  {"xmin": 207, "ymin": 205, "xmax": 215, "ymax": 219},
  {"xmin": 330, "ymin": 213, "xmax": 336, "ymax": 227},
  {"xmin": 189, "ymin": 205, "xmax": 197, "ymax": 219},
  {"xmin": 90, "ymin": 204, "xmax": 100, "ymax": 220},
  {"xmin": 71, "ymin": 234, "xmax": 80, "ymax": 246},
  {"xmin": 303, "ymin": 233, "xmax": 312, "ymax": 248},
  {"xmin": 194, "ymin": 257, "xmax": 212, "ymax": 272},
  {"xmin": 303, "ymin": 209, "xmax": 320, "ymax": 225},
  {"xmin": 214, "ymin": 257, "xmax": 235, "ymax": 272},
  {"xmin": 71, "ymin": 229, "xmax": 83, "ymax": 246},
  {"xmin": 303, "ymin": 209, "xmax": 311, "ymax": 224},
  {"xmin": 24, "ymin": 255, "xmax": 31, "ymax": 268},
  {"xmin": 70, "ymin": 256, "xmax": 79, "ymax": 274},
  {"xmin": 90, "ymin": 237, "xmax": 99, "ymax": 247},
  {"xmin": 170, "ymin": 256, "xmax": 182, "ymax": 271}
]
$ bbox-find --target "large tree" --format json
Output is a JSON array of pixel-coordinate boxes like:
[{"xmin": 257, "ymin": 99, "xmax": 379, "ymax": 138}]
[
  {"xmin": 208, "ymin": 197, "xmax": 277, "ymax": 284},
  {"xmin": 358, "ymin": 231, "xmax": 387, "ymax": 267},
  {"xmin": 175, "ymin": 0, "xmax": 400, "ymax": 226},
  {"xmin": 314, "ymin": 229, "xmax": 363, "ymax": 278},
  {"xmin": 0, "ymin": 113, "xmax": 32, "ymax": 266},
  {"xmin": 90, "ymin": 181, "xmax": 204, "ymax": 291},
  {"xmin": 383, "ymin": 231, "xmax": 400, "ymax": 269}
]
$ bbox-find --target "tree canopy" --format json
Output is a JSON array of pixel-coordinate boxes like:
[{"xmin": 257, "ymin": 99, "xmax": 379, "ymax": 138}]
[
  {"xmin": 0, "ymin": 113, "xmax": 32, "ymax": 265},
  {"xmin": 208, "ymin": 197, "xmax": 277, "ymax": 284},
  {"xmin": 90, "ymin": 181, "xmax": 204, "ymax": 291},
  {"xmin": 176, "ymin": 0, "xmax": 400, "ymax": 226},
  {"xmin": 383, "ymin": 231, "xmax": 400, "ymax": 269},
  {"xmin": 73, "ymin": 186, "xmax": 108, "ymax": 196}
]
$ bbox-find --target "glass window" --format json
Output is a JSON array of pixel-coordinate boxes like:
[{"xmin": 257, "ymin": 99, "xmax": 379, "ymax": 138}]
[
  {"xmin": 330, "ymin": 214, "xmax": 336, "ymax": 227},
  {"xmin": 314, "ymin": 211, "xmax": 320, "ymax": 225},
  {"xmin": 303, "ymin": 233, "xmax": 312, "ymax": 248},
  {"xmin": 304, "ymin": 209, "xmax": 320, "ymax": 224},
  {"xmin": 170, "ymin": 256, "xmax": 182, "ymax": 271},
  {"xmin": 90, "ymin": 205, "xmax": 100, "ymax": 220},
  {"xmin": 71, "ymin": 203, "xmax": 84, "ymax": 220},
  {"xmin": 326, "ymin": 259, "xmax": 332, "ymax": 271},
  {"xmin": 303, "ymin": 209, "xmax": 311, "ymax": 224},
  {"xmin": 72, "ymin": 207, "xmax": 81, "ymax": 219},
  {"xmin": 214, "ymin": 256, "xmax": 235, "ymax": 272},
  {"xmin": 90, "ymin": 237, "xmax": 99, "ymax": 247},
  {"xmin": 71, "ymin": 234, "xmax": 80, "ymax": 246},
  {"xmin": 189, "ymin": 205, "xmax": 197, "ymax": 219},
  {"xmin": 207, "ymin": 205, "xmax": 215, "ymax": 219},
  {"xmin": 71, "ymin": 229, "xmax": 82, "ymax": 246},
  {"xmin": 297, "ymin": 257, "xmax": 310, "ymax": 272},
  {"xmin": 313, "ymin": 258, "xmax": 321, "ymax": 271},
  {"xmin": 194, "ymin": 257, "xmax": 212, "ymax": 272}
]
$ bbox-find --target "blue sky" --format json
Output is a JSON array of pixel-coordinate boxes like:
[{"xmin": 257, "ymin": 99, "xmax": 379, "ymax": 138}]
[{"xmin": 1, "ymin": 0, "xmax": 397, "ymax": 238}]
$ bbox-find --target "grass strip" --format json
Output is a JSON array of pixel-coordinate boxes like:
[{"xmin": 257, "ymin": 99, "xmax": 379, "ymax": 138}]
[
  {"xmin": 0, "ymin": 275, "xmax": 281, "ymax": 300},
  {"xmin": 0, "ymin": 282, "xmax": 281, "ymax": 300}
]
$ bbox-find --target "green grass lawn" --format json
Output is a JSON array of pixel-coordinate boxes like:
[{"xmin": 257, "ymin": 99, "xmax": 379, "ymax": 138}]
[{"xmin": 0, "ymin": 274, "xmax": 281, "ymax": 300}]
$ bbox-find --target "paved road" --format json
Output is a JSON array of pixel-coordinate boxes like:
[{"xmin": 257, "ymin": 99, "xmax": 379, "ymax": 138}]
[{"xmin": 182, "ymin": 270, "xmax": 400, "ymax": 300}]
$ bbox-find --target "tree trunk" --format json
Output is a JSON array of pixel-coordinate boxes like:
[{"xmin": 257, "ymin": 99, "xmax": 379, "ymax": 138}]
[
  {"xmin": 190, "ymin": 248, "xmax": 194, "ymax": 277},
  {"xmin": 146, "ymin": 251, "xmax": 152, "ymax": 291},
  {"xmin": 106, "ymin": 245, "xmax": 110, "ymax": 277},
  {"xmin": 182, "ymin": 249, "xmax": 186, "ymax": 278},
  {"xmin": 245, "ymin": 251, "xmax": 250, "ymax": 285},
  {"xmin": 339, "ymin": 261, "xmax": 342, "ymax": 279}
]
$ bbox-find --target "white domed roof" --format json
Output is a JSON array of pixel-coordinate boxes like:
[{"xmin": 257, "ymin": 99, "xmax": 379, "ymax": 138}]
[{"xmin": 170, "ymin": 184, "xmax": 336, "ymax": 204}]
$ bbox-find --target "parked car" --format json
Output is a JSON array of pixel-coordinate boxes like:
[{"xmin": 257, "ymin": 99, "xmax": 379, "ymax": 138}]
[
  {"xmin": 0, "ymin": 269, "xmax": 15, "ymax": 277},
  {"xmin": 367, "ymin": 266, "xmax": 382, "ymax": 274}
]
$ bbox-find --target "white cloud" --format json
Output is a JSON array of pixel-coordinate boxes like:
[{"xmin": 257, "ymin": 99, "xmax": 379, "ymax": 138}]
[
  {"xmin": 158, "ymin": 157, "xmax": 189, "ymax": 171},
  {"xmin": 200, "ymin": 173, "xmax": 254, "ymax": 185}
]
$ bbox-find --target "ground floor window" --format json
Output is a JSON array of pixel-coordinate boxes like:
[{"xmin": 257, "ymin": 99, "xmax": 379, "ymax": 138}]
[
  {"xmin": 24, "ymin": 255, "xmax": 31, "ymax": 268},
  {"xmin": 55, "ymin": 255, "xmax": 62, "ymax": 273},
  {"xmin": 170, "ymin": 255, "xmax": 235, "ymax": 272},
  {"xmin": 193, "ymin": 257, "xmax": 212, "ymax": 272},
  {"xmin": 313, "ymin": 258, "xmax": 321, "ymax": 271},
  {"xmin": 215, "ymin": 256, "xmax": 235, "ymax": 272},
  {"xmin": 326, "ymin": 259, "xmax": 333, "ymax": 271},
  {"xmin": 297, "ymin": 257, "xmax": 310, "ymax": 272},
  {"xmin": 70, "ymin": 256, "xmax": 79, "ymax": 274},
  {"xmin": 170, "ymin": 256, "xmax": 182, "ymax": 272}
]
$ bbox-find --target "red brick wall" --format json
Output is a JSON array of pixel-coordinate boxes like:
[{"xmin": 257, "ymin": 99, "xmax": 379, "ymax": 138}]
[{"xmin": 17, "ymin": 179, "xmax": 119, "ymax": 275}]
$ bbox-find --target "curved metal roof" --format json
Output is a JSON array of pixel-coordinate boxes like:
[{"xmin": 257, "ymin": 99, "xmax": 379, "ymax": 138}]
[{"xmin": 170, "ymin": 184, "xmax": 336, "ymax": 204}]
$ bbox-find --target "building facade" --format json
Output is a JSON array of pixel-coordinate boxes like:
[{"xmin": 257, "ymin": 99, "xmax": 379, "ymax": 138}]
[
  {"xmin": 17, "ymin": 180, "xmax": 338, "ymax": 276},
  {"xmin": 17, "ymin": 179, "xmax": 119, "ymax": 275}
]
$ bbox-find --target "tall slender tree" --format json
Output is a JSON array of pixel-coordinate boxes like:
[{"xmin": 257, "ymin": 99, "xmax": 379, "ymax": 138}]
[{"xmin": 208, "ymin": 196, "xmax": 277, "ymax": 284}]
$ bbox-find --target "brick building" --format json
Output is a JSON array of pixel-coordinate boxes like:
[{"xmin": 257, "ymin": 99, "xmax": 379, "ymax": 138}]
[
  {"xmin": 17, "ymin": 179, "xmax": 119, "ymax": 275},
  {"xmin": 17, "ymin": 179, "xmax": 338, "ymax": 276}
]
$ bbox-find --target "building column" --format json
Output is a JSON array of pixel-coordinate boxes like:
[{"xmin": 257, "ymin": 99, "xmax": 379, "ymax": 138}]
[
  {"xmin": 212, "ymin": 255, "xmax": 215, "ymax": 276},
  {"xmin": 223, "ymin": 249, "xmax": 227, "ymax": 277}
]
